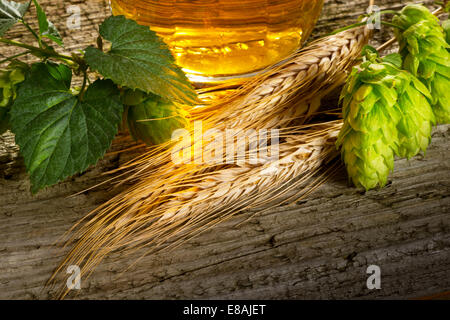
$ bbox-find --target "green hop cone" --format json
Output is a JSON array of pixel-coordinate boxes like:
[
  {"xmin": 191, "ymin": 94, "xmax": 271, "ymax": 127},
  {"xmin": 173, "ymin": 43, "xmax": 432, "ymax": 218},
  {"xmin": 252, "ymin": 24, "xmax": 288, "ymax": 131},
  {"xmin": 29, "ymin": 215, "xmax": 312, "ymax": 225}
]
[
  {"xmin": 393, "ymin": 4, "xmax": 450, "ymax": 124},
  {"xmin": 126, "ymin": 93, "xmax": 190, "ymax": 145},
  {"xmin": 122, "ymin": 89, "xmax": 148, "ymax": 106},
  {"xmin": 0, "ymin": 67, "xmax": 26, "ymax": 107},
  {"xmin": 0, "ymin": 63, "xmax": 26, "ymax": 134},
  {"xmin": 443, "ymin": 19, "xmax": 450, "ymax": 45},
  {"xmin": 0, "ymin": 71, "xmax": 13, "ymax": 107},
  {"xmin": 337, "ymin": 58, "xmax": 402, "ymax": 190},
  {"xmin": 337, "ymin": 50, "xmax": 435, "ymax": 190},
  {"xmin": 393, "ymin": 65, "xmax": 436, "ymax": 158}
]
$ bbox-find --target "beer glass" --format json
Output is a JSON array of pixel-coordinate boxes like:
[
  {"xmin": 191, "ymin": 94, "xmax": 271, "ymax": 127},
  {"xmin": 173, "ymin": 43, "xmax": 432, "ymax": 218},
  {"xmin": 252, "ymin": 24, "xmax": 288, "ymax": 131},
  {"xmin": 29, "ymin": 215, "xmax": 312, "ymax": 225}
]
[{"xmin": 110, "ymin": 0, "xmax": 324, "ymax": 83}]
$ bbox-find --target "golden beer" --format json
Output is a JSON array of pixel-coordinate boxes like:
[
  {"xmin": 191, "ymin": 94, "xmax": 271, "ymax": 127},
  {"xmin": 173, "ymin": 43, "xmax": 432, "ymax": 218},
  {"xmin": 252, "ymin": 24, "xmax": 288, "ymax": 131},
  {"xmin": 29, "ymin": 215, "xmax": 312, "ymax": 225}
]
[{"xmin": 110, "ymin": 0, "xmax": 323, "ymax": 82}]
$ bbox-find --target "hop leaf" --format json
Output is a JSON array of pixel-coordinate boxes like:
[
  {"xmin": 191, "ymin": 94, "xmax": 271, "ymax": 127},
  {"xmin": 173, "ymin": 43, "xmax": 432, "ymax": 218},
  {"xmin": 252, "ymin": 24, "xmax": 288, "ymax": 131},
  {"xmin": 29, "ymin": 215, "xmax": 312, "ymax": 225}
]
[
  {"xmin": 126, "ymin": 93, "xmax": 190, "ymax": 145},
  {"xmin": 10, "ymin": 62, "xmax": 123, "ymax": 193},
  {"xmin": 0, "ymin": 0, "xmax": 31, "ymax": 36},
  {"xmin": 393, "ymin": 4, "xmax": 450, "ymax": 124},
  {"xmin": 84, "ymin": 15, "xmax": 198, "ymax": 106},
  {"xmin": 32, "ymin": 0, "xmax": 63, "ymax": 46}
]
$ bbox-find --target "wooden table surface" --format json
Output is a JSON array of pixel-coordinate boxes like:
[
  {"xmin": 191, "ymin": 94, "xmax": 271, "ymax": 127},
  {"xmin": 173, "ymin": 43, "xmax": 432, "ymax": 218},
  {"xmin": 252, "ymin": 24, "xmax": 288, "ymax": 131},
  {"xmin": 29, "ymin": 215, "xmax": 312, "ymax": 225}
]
[{"xmin": 0, "ymin": 0, "xmax": 449, "ymax": 300}]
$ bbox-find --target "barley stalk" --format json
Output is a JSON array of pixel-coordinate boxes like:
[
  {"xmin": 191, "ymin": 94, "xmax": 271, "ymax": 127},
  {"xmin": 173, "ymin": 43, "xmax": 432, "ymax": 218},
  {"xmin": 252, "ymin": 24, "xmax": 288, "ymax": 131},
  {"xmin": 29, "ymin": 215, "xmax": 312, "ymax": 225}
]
[
  {"xmin": 75, "ymin": 26, "xmax": 370, "ymax": 233},
  {"xmin": 53, "ymin": 122, "xmax": 342, "ymax": 297},
  {"xmin": 111, "ymin": 25, "xmax": 370, "ymax": 185},
  {"xmin": 201, "ymin": 25, "xmax": 371, "ymax": 128},
  {"xmin": 50, "ymin": 26, "xmax": 371, "ymax": 297}
]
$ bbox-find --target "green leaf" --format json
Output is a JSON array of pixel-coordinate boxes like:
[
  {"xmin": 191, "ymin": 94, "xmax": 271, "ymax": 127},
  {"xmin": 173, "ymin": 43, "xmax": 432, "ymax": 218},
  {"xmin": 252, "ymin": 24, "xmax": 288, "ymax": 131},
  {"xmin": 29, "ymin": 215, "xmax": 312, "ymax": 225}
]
[
  {"xmin": 32, "ymin": 0, "xmax": 63, "ymax": 46},
  {"xmin": 382, "ymin": 53, "xmax": 403, "ymax": 69},
  {"xmin": 0, "ymin": 0, "xmax": 30, "ymax": 36},
  {"xmin": 84, "ymin": 15, "xmax": 198, "ymax": 105},
  {"xmin": 44, "ymin": 61, "xmax": 71, "ymax": 87},
  {"xmin": 10, "ymin": 62, "xmax": 123, "ymax": 193}
]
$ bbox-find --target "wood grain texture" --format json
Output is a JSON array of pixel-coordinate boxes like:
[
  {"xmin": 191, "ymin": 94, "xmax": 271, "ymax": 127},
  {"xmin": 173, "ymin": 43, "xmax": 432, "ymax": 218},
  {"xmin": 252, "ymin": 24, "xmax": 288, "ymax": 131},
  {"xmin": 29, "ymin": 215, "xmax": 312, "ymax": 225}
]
[{"xmin": 0, "ymin": 0, "xmax": 449, "ymax": 300}]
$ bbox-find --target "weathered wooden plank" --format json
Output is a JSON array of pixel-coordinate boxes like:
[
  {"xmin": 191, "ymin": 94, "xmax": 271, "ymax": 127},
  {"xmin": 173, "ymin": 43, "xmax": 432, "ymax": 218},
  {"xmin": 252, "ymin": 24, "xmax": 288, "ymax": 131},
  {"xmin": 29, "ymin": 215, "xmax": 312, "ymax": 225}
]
[{"xmin": 0, "ymin": 0, "xmax": 448, "ymax": 300}]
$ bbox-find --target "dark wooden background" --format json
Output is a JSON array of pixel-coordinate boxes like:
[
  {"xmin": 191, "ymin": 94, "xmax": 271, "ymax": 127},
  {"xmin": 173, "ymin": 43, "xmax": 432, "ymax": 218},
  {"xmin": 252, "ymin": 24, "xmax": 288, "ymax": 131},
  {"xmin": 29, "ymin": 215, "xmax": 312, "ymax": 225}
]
[{"xmin": 0, "ymin": 0, "xmax": 449, "ymax": 300}]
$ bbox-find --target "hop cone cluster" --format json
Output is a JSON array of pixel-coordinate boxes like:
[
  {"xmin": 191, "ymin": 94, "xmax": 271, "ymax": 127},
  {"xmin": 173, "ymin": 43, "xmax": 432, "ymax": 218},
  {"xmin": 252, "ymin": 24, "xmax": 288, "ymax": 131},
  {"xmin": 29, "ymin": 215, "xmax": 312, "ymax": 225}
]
[
  {"xmin": 337, "ymin": 51, "xmax": 435, "ymax": 190},
  {"xmin": 0, "ymin": 65, "xmax": 26, "ymax": 134},
  {"xmin": 393, "ymin": 4, "xmax": 450, "ymax": 124},
  {"xmin": 0, "ymin": 67, "xmax": 25, "ymax": 107},
  {"xmin": 125, "ymin": 91, "xmax": 190, "ymax": 145}
]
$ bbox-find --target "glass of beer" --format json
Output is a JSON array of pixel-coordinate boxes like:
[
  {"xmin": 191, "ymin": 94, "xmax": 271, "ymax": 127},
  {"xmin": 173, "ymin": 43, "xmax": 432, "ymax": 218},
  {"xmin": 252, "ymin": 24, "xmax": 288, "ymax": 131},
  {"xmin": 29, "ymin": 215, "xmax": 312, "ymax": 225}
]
[{"xmin": 110, "ymin": 0, "xmax": 324, "ymax": 83}]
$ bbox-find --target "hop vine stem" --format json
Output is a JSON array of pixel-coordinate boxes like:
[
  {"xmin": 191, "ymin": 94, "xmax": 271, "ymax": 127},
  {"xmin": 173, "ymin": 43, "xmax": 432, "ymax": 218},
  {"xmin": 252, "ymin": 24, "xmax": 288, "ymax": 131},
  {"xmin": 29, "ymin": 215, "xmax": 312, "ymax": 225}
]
[
  {"xmin": 0, "ymin": 38, "xmax": 83, "ymax": 66},
  {"xmin": 0, "ymin": 51, "xmax": 31, "ymax": 64},
  {"xmin": 0, "ymin": 33, "xmax": 89, "ymax": 99},
  {"xmin": 20, "ymin": 19, "xmax": 47, "ymax": 49},
  {"xmin": 78, "ymin": 70, "xmax": 88, "ymax": 101}
]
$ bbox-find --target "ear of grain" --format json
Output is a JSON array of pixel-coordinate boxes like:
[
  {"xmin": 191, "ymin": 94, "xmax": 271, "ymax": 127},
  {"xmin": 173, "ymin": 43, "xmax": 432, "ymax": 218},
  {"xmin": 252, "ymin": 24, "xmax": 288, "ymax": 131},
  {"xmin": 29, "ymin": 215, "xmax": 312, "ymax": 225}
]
[
  {"xmin": 53, "ymin": 122, "xmax": 343, "ymax": 298},
  {"xmin": 49, "ymin": 26, "xmax": 371, "ymax": 298},
  {"xmin": 102, "ymin": 26, "xmax": 370, "ymax": 190}
]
